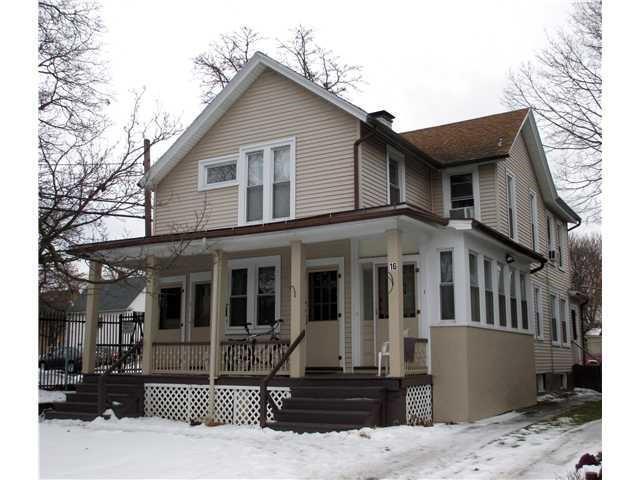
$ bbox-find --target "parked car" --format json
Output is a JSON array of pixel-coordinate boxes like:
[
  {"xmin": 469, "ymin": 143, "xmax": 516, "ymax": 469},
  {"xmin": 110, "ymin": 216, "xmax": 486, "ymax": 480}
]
[{"xmin": 39, "ymin": 346, "xmax": 82, "ymax": 373}]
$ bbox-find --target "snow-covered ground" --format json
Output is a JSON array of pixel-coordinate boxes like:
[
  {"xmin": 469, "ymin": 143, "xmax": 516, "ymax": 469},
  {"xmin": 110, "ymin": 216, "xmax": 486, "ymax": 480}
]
[
  {"xmin": 39, "ymin": 390, "xmax": 66, "ymax": 403},
  {"xmin": 40, "ymin": 390, "xmax": 601, "ymax": 480}
]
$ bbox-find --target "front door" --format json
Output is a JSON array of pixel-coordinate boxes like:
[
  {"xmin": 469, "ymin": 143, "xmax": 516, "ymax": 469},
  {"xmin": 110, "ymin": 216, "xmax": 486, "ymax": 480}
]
[{"xmin": 306, "ymin": 268, "xmax": 340, "ymax": 368}]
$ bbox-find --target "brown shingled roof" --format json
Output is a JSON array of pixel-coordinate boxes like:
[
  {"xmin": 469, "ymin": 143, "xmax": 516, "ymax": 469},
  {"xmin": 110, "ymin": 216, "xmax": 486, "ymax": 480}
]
[{"xmin": 400, "ymin": 108, "xmax": 530, "ymax": 165}]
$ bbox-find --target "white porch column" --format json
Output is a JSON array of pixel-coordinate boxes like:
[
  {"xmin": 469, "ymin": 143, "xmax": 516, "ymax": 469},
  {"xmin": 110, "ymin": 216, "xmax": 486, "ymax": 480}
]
[
  {"xmin": 209, "ymin": 250, "xmax": 225, "ymax": 381},
  {"xmin": 386, "ymin": 229, "xmax": 405, "ymax": 377},
  {"xmin": 289, "ymin": 240, "xmax": 306, "ymax": 378},
  {"xmin": 82, "ymin": 261, "xmax": 102, "ymax": 374},
  {"xmin": 142, "ymin": 256, "xmax": 159, "ymax": 375}
]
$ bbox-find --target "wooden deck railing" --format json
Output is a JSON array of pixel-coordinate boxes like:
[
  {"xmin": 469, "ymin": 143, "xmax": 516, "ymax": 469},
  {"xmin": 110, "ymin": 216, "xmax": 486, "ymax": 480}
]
[
  {"xmin": 220, "ymin": 339, "xmax": 290, "ymax": 376},
  {"xmin": 151, "ymin": 342, "xmax": 210, "ymax": 374},
  {"xmin": 405, "ymin": 338, "xmax": 429, "ymax": 375}
]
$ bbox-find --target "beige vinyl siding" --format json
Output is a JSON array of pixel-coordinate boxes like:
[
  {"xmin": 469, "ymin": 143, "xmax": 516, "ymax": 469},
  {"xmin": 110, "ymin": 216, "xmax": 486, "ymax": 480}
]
[
  {"xmin": 478, "ymin": 163, "xmax": 498, "ymax": 228},
  {"xmin": 154, "ymin": 69, "xmax": 358, "ymax": 234},
  {"xmin": 405, "ymin": 157, "xmax": 431, "ymax": 210},
  {"xmin": 430, "ymin": 170, "xmax": 444, "ymax": 216},
  {"xmin": 359, "ymin": 136, "xmax": 387, "ymax": 208}
]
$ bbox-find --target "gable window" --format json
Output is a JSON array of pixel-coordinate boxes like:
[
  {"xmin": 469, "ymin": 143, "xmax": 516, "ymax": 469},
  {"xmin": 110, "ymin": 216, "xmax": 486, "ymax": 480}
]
[
  {"xmin": 387, "ymin": 147, "xmax": 405, "ymax": 205},
  {"xmin": 497, "ymin": 263, "xmax": 507, "ymax": 327},
  {"xmin": 560, "ymin": 298, "xmax": 568, "ymax": 345},
  {"xmin": 550, "ymin": 294, "xmax": 559, "ymax": 344},
  {"xmin": 439, "ymin": 251, "xmax": 455, "ymax": 320},
  {"xmin": 506, "ymin": 173, "xmax": 517, "ymax": 239},
  {"xmin": 450, "ymin": 174, "xmax": 475, "ymax": 219},
  {"xmin": 534, "ymin": 287, "xmax": 543, "ymax": 339},
  {"xmin": 239, "ymin": 138, "xmax": 295, "ymax": 225},
  {"xmin": 469, "ymin": 253, "xmax": 480, "ymax": 322},
  {"xmin": 484, "ymin": 258, "xmax": 494, "ymax": 325},
  {"xmin": 227, "ymin": 257, "xmax": 280, "ymax": 332},
  {"xmin": 509, "ymin": 269, "xmax": 518, "ymax": 329},
  {"xmin": 556, "ymin": 222, "xmax": 564, "ymax": 268},
  {"xmin": 520, "ymin": 272, "xmax": 529, "ymax": 330},
  {"xmin": 198, "ymin": 155, "xmax": 238, "ymax": 190},
  {"xmin": 159, "ymin": 286, "xmax": 182, "ymax": 330},
  {"xmin": 529, "ymin": 191, "xmax": 539, "ymax": 251}
]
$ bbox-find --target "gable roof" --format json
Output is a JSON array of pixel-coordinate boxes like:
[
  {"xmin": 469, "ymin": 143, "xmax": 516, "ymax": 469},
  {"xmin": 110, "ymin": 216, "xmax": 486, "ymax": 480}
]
[
  {"xmin": 69, "ymin": 277, "xmax": 146, "ymax": 313},
  {"xmin": 400, "ymin": 108, "xmax": 529, "ymax": 165},
  {"xmin": 141, "ymin": 52, "xmax": 370, "ymax": 189}
]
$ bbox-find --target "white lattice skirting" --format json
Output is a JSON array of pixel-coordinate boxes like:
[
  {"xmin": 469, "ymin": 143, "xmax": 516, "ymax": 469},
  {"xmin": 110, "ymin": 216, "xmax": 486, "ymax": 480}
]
[
  {"xmin": 144, "ymin": 383, "xmax": 290, "ymax": 425},
  {"xmin": 406, "ymin": 384, "xmax": 433, "ymax": 426}
]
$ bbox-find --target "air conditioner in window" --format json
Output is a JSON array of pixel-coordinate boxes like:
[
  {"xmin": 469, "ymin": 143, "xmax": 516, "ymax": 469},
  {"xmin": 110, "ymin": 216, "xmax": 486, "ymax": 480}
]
[
  {"xmin": 548, "ymin": 249, "xmax": 556, "ymax": 260},
  {"xmin": 449, "ymin": 206, "xmax": 475, "ymax": 219}
]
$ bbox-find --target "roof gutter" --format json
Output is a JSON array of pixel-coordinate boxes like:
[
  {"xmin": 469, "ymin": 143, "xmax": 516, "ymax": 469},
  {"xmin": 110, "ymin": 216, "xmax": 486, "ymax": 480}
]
[
  {"xmin": 567, "ymin": 217, "xmax": 582, "ymax": 232},
  {"xmin": 530, "ymin": 261, "xmax": 546, "ymax": 274}
]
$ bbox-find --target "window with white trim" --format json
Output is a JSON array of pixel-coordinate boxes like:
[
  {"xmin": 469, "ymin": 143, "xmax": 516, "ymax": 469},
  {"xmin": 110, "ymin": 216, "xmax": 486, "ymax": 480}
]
[
  {"xmin": 450, "ymin": 173, "xmax": 475, "ymax": 219},
  {"xmin": 469, "ymin": 252, "xmax": 480, "ymax": 322},
  {"xmin": 506, "ymin": 173, "xmax": 517, "ymax": 239},
  {"xmin": 484, "ymin": 258, "xmax": 494, "ymax": 325},
  {"xmin": 560, "ymin": 298, "xmax": 568, "ymax": 345},
  {"xmin": 497, "ymin": 263, "xmax": 507, "ymax": 327},
  {"xmin": 239, "ymin": 138, "xmax": 295, "ymax": 225},
  {"xmin": 509, "ymin": 269, "xmax": 518, "ymax": 329},
  {"xmin": 550, "ymin": 294, "xmax": 559, "ymax": 344},
  {"xmin": 227, "ymin": 257, "xmax": 280, "ymax": 333},
  {"xmin": 520, "ymin": 272, "xmax": 529, "ymax": 331},
  {"xmin": 198, "ymin": 155, "xmax": 238, "ymax": 190},
  {"xmin": 547, "ymin": 214, "xmax": 556, "ymax": 262},
  {"xmin": 571, "ymin": 307, "xmax": 579, "ymax": 341},
  {"xmin": 534, "ymin": 287, "xmax": 543, "ymax": 339},
  {"xmin": 529, "ymin": 190, "xmax": 539, "ymax": 251},
  {"xmin": 439, "ymin": 250, "xmax": 455, "ymax": 320},
  {"xmin": 387, "ymin": 147, "xmax": 405, "ymax": 205}
]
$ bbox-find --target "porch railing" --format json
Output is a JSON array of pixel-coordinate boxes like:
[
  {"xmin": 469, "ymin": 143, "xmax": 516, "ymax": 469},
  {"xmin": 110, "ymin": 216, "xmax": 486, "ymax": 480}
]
[
  {"xmin": 220, "ymin": 339, "xmax": 290, "ymax": 376},
  {"xmin": 405, "ymin": 338, "xmax": 429, "ymax": 375},
  {"xmin": 151, "ymin": 342, "xmax": 210, "ymax": 374}
]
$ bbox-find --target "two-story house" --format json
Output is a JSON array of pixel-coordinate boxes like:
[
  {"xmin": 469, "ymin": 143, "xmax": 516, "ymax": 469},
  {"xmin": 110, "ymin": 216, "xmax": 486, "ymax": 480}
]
[{"xmin": 56, "ymin": 52, "xmax": 583, "ymax": 431}]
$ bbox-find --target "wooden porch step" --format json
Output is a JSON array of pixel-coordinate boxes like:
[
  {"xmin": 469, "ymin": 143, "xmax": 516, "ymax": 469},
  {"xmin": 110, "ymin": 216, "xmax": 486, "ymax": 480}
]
[
  {"xmin": 53, "ymin": 401, "xmax": 100, "ymax": 414},
  {"xmin": 290, "ymin": 386, "xmax": 386, "ymax": 399},
  {"xmin": 282, "ymin": 397, "xmax": 381, "ymax": 412},
  {"xmin": 274, "ymin": 408, "xmax": 374, "ymax": 425},
  {"xmin": 266, "ymin": 421, "xmax": 363, "ymax": 434},
  {"xmin": 65, "ymin": 392, "xmax": 130, "ymax": 403},
  {"xmin": 43, "ymin": 410, "xmax": 108, "ymax": 421}
]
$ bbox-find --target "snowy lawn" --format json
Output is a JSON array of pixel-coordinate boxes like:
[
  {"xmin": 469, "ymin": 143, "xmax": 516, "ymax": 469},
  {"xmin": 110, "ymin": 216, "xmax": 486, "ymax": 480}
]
[
  {"xmin": 40, "ymin": 390, "xmax": 601, "ymax": 480},
  {"xmin": 39, "ymin": 390, "xmax": 67, "ymax": 403}
]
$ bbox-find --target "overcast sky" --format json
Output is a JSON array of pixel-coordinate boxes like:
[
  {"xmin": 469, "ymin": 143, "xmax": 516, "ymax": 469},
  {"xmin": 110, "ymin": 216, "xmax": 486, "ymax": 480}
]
[{"xmin": 97, "ymin": 0, "xmax": 598, "ymax": 237}]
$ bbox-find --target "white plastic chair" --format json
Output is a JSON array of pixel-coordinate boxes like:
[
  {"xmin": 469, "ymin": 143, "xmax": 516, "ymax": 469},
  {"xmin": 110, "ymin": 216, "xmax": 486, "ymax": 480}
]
[{"xmin": 377, "ymin": 329, "xmax": 409, "ymax": 376}]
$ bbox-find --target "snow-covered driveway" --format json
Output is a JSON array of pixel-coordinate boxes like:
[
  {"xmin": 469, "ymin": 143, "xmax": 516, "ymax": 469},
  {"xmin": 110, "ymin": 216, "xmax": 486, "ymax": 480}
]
[{"xmin": 40, "ymin": 393, "xmax": 601, "ymax": 479}]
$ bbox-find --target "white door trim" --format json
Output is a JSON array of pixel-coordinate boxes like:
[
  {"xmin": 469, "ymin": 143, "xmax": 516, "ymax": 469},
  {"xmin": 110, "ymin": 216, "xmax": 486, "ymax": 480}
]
[{"xmin": 305, "ymin": 257, "xmax": 345, "ymax": 371}]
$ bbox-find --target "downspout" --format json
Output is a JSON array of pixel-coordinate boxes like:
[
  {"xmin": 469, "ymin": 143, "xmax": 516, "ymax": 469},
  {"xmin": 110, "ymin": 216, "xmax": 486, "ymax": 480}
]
[
  {"xmin": 529, "ymin": 259, "xmax": 547, "ymax": 274},
  {"xmin": 353, "ymin": 130, "xmax": 375, "ymax": 210}
]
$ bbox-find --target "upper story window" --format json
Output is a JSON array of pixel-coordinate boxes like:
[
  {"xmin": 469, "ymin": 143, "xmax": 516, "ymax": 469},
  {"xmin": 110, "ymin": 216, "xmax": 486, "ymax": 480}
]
[
  {"xmin": 547, "ymin": 214, "xmax": 556, "ymax": 262},
  {"xmin": 450, "ymin": 174, "xmax": 475, "ymax": 219},
  {"xmin": 506, "ymin": 172, "xmax": 517, "ymax": 239},
  {"xmin": 387, "ymin": 147, "xmax": 405, "ymax": 205},
  {"xmin": 560, "ymin": 298, "xmax": 568, "ymax": 345},
  {"xmin": 238, "ymin": 138, "xmax": 295, "ymax": 225},
  {"xmin": 439, "ymin": 250, "xmax": 455, "ymax": 320},
  {"xmin": 529, "ymin": 190, "xmax": 539, "ymax": 251},
  {"xmin": 198, "ymin": 155, "xmax": 238, "ymax": 191}
]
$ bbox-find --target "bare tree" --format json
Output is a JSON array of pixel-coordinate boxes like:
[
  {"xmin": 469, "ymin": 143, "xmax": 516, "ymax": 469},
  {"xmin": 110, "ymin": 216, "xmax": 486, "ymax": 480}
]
[
  {"xmin": 504, "ymin": 0, "xmax": 602, "ymax": 222},
  {"xmin": 38, "ymin": 0, "xmax": 180, "ymax": 294},
  {"xmin": 193, "ymin": 24, "xmax": 362, "ymax": 104},
  {"xmin": 569, "ymin": 232, "xmax": 601, "ymax": 331}
]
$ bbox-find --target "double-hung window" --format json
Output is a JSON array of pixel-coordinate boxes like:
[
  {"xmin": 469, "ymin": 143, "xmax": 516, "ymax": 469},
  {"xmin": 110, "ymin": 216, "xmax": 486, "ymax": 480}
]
[
  {"xmin": 550, "ymin": 294, "xmax": 559, "ymax": 344},
  {"xmin": 509, "ymin": 269, "xmax": 518, "ymax": 329},
  {"xmin": 560, "ymin": 298, "xmax": 568, "ymax": 345},
  {"xmin": 469, "ymin": 253, "xmax": 480, "ymax": 322},
  {"xmin": 198, "ymin": 155, "xmax": 238, "ymax": 191},
  {"xmin": 484, "ymin": 258, "xmax": 494, "ymax": 325},
  {"xmin": 547, "ymin": 215, "xmax": 556, "ymax": 262},
  {"xmin": 439, "ymin": 251, "xmax": 455, "ymax": 320},
  {"xmin": 534, "ymin": 287, "xmax": 542, "ymax": 339},
  {"xmin": 506, "ymin": 173, "xmax": 517, "ymax": 239},
  {"xmin": 240, "ymin": 139, "xmax": 294, "ymax": 225},
  {"xmin": 387, "ymin": 148, "xmax": 405, "ymax": 205},
  {"xmin": 228, "ymin": 257, "xmax": 280, "ymax": 332},
  {"xmin": 520, "ymin": 272, "xmax": 529, "ymax": 330},
  {"xmin": 497, "ymin": 263, "xmax": 507, "ymax": 327},
  {"xmin": 529, "ymin": 191, "xmax": 538, "ymax": 251},
  {"xmin": 450, "ymin": 173, "xmax": 475, "ymax": 219}
]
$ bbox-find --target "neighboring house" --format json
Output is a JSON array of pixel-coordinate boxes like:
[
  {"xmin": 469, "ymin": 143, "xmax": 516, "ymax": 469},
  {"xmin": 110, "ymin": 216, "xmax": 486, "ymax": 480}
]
[
  {"xmin": 59, "ymin": 52, "xmax": 584, "ymax": 429},
  {"xmin": 585, "ymin": 328, "xmax": 602, "ymax": 364}
]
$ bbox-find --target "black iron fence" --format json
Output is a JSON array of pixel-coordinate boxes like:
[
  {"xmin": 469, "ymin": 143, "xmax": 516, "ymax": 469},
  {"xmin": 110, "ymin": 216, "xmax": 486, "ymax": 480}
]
[{"xmin": 38, "ymin": 311, "xmax": 144, "ymax": 390}]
